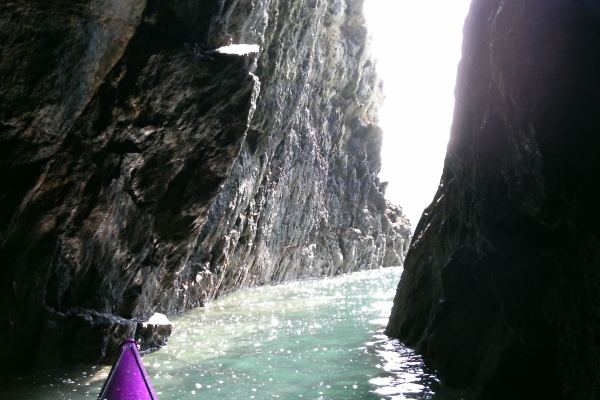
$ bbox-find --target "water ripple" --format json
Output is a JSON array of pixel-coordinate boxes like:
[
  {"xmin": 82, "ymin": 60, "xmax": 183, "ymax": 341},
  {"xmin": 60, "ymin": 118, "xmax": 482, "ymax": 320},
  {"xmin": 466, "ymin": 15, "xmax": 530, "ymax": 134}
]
[{"xmin": 0, "ymin": 267, "xmax": 462, "ymax": 400}]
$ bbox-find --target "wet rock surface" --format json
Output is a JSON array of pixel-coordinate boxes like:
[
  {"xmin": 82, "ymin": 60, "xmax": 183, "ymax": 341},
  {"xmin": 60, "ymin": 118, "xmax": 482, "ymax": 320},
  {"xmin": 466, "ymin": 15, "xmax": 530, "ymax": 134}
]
[
  {"xmin": 386, "ymin": 1, "xmax": 600, "ymax": 399},
  {"xmin": 0, "ymin": 0, "xmax": 410, "ymax": 373}
]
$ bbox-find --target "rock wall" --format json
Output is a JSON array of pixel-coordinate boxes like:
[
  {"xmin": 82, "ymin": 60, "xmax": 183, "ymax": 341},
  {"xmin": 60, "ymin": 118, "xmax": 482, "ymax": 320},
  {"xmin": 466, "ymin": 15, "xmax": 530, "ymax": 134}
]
[
  {"xmin": 0, "ymin": 0, "xmax": 410, "ymax": 373},
  {"xmin": 386, "ymin": 1, "xmax": 600, "ymax": 399}
]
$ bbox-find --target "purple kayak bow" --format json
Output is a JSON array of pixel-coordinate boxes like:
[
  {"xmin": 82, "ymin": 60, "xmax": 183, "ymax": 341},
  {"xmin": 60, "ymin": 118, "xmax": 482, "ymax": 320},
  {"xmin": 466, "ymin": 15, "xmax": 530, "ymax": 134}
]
[{"xmin": 97, "ymin": 339, "xmax": 159, "ymax": 400}]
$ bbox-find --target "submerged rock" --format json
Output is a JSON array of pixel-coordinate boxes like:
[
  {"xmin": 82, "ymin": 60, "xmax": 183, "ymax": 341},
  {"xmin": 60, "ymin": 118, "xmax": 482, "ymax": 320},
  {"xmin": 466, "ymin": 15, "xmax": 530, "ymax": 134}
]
[
  {"xmin": 386, "ymin": 1, "xmax": 600, "ymax": 399},
  {"xmin": 0, "ymin": 0, "xmax": 410, "ymax": 373},
  {"xmin": 136, "ymin": 313, "xmax": 172, "ymax": 355}
]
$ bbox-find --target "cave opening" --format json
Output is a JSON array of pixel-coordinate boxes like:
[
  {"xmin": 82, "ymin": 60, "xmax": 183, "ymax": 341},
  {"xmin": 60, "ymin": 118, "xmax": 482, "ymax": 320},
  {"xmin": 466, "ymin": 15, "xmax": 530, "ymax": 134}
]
[{"xmin": 363, "ymin": 0, "xmax": 471, "ymax": 227}]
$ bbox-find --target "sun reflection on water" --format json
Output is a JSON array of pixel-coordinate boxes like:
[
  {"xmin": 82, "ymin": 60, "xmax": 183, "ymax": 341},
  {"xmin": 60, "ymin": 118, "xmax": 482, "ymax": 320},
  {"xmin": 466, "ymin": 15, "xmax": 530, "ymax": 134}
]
[{"xmin": 0, "ymin": 267, "xmax": 450, "ymax": 400}]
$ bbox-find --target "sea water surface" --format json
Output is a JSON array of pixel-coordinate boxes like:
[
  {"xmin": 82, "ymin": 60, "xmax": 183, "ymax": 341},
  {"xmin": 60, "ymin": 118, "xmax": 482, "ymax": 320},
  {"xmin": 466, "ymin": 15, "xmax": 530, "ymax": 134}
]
[{"xmin": 0, "ymin": 267, "xmax": 457, "ymax": 400}]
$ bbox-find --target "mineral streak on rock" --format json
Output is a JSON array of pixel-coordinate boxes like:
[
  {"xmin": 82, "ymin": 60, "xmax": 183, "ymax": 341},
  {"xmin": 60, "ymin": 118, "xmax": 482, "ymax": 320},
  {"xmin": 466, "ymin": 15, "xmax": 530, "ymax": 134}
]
[
  {"xmin": 386, "ymin": 1, "xmax": 600, "ymax": 399},
  {"xmin": 0, "ymin": 0, "xmax": 410, "ymax": 373}
]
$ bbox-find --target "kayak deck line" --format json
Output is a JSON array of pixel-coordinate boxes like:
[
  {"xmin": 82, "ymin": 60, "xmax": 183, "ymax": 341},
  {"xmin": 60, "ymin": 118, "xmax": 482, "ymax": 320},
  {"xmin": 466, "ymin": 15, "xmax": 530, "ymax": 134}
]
[{"xmin": 97, "ymin": 338, "xmax": 159, "ymax": 400}]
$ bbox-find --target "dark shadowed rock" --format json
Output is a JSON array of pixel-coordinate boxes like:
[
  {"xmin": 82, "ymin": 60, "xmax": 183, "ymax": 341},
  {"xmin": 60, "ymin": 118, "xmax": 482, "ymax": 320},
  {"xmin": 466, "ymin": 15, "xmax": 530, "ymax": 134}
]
[
  {"xmin": 0, "ymin": 0, "xmax": 410, "ymax": 373},
  {"xmin": 386, "ymin": 1, "xmax": 600, "ymax": 399}
]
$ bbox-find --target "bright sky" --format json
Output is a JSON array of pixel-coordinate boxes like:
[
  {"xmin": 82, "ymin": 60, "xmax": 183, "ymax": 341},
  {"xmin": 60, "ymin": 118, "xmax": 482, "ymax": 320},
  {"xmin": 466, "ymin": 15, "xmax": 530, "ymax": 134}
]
[{"xmin": 363, "ymin": 0, "xmax": 472, "ymax": 228}]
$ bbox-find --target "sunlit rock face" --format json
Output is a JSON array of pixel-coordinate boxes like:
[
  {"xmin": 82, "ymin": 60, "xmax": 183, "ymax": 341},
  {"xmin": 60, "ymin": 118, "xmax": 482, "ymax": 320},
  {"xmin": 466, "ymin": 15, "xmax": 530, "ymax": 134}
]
[
  {"xmin": 0, "ymin": 0, "xmax": 410, "ymax": 373},
  {"xmin": 386, "ymin": 1, "xmax": 600, "ymax": 399}
]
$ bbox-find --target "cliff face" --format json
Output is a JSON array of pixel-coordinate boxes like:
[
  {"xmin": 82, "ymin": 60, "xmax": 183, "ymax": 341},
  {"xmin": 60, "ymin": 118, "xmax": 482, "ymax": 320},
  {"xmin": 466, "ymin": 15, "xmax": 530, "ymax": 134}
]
[
  {"xmin": 386, "ymin": 1, "xmax": 600, "ymax": 399},
  {"xmin": 0, "ymin": 0, "xmax": 410, "ymax": 373}
]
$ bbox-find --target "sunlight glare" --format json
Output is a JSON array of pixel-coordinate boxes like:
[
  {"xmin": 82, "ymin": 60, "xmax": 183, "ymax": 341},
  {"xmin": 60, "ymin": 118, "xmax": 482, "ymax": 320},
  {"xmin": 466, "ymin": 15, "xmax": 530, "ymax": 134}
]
[{"xmin": 363, "ymin": 0, "xmax": 472, "ymax": 228}]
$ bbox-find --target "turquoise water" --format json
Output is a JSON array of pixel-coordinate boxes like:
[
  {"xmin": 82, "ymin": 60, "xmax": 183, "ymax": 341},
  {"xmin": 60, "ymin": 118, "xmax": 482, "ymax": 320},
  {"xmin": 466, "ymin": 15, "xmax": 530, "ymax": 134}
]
[{"xmin": 0, "ymin": 267, "xmax": 449, "ymax": 400}]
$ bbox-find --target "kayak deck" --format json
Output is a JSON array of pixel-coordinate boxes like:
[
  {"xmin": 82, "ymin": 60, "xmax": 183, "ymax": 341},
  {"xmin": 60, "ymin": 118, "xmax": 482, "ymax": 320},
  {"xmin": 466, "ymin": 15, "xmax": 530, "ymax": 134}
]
[{"xmin": 97, "ymin": 339, "xmax": 159, "ymax": 400}]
